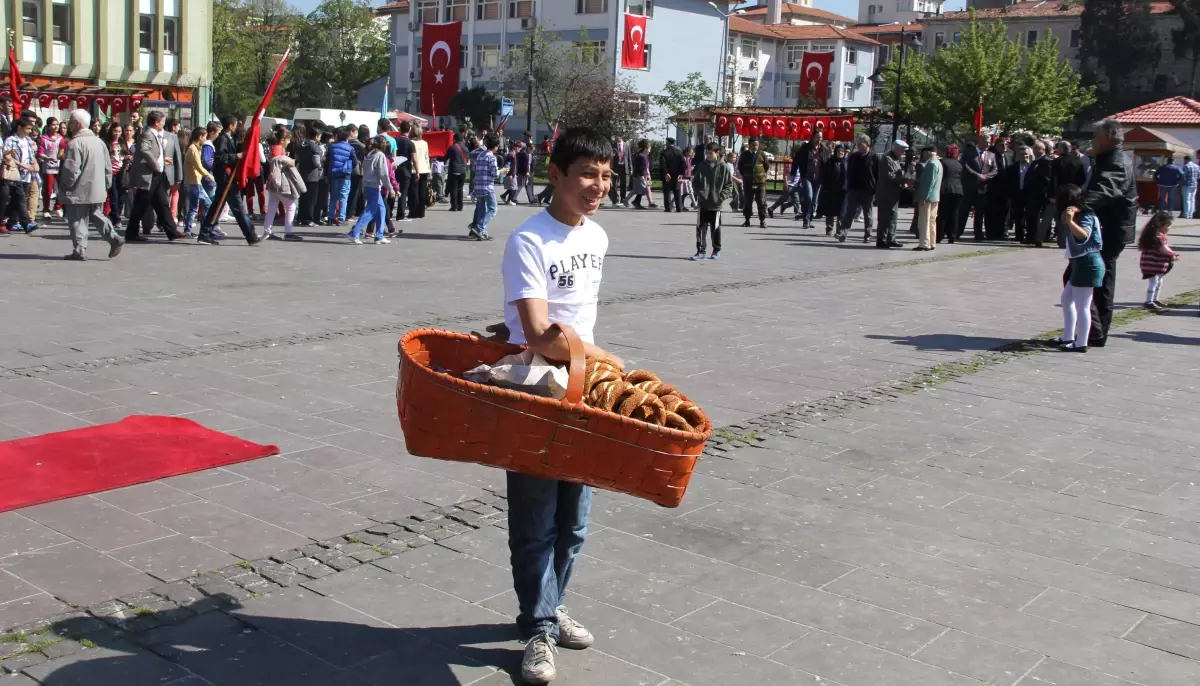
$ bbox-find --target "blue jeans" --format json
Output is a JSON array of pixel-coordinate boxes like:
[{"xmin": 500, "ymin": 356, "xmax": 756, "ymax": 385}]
[
  {"xmin": 803, "ymin": 180, "xmax": 822, "ymax": 226},
  {"xmin": 350, "ymin": 186, "xmax": 386, "ymax": 239},
  {"xmin": 183, "ymin": 183, "xmax": 213, "ymax": 234},
  {"xmin": 507, "ymin": 471, "xmax": 592, "ymax": 639},
  {"xmin": 1158, "ymin": 185, "xmax": 1176, "ymax": 211},
  {"xmin": 327, "ymin": 176, "xmax": 350, "ymax": 222},
  {"xmin": 474, "ymin": 191, "xmax": 497, "ymax": 236},
  {"xmin": 1183, "ymin": 185, "xmax": 1196, "ymax": 218}
]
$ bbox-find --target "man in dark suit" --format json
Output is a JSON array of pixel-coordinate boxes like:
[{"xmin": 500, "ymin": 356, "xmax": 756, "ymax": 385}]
[
  {"xmin": 608, "ymin": 135, "xmax": 631, "ymax": 207},
  {"xmin": 985, "ymin": 138, "xmax": 1013, "ymax": 240},
  {"xmin": 838, "ymin": 134, "xmax": 877, "ymax": 242},
  {"xmin": 196, "ymin": 114, "xmax": 260, "ymax": 245},
  {"xmin": 1083, "ymin": 119, "xmax": 1137, "ymax": 347},
  {"xmin": 1021, "ymin": 142, "xmax": 1052, "ymax": 245},
  {"xmin": 1047, "ymin": 140, "xmax": 1085, "ymax": 245},
  {"xmin": 959, "ymin": 134, "xmax": 994, "ymax": 241},
  {"xmin": 0, "ymin": 96, "xmax": 15, "ymax": 139},
  {"xmin": 660, "ymin": 137, "xmax": 686, "ymax": 212},
  {"xmin": 126, "ymin": 111, "xmax": 184, "ymax": 242}
]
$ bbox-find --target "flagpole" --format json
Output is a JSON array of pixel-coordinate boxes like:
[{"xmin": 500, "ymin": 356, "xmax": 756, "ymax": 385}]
[{"xmin": 208, "ymin": 47, "xmax": 290, "ymax": 225}]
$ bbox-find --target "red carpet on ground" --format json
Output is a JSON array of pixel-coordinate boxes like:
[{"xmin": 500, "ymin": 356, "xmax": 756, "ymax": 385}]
[{"xmin": 0, "ymin": 415, "xmax": 279, "ymax": 512}]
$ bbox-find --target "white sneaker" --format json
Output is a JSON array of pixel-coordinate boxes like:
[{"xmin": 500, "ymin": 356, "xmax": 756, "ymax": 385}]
[
  {"xmin": 213, "ymin": 227, "xmax": 228, "ymax": 239},
  {"xmin": 555, "ymin": 606, "xmax": 594, "ymax": 649},
  {"xmin": 376, "ymin": 237, "xmax": 391, "ymax": 244},
  {"xmin": 349, "ymin": 237, "xmax": 363, "ymax": 245},
  {"xmin": 520, "ymin": 633, "xmax": 556, "ymax": 684},
  {"xmin": 54, "ymin": 209, "xmax": 62, "ymax": 218},
  {"xmin": 42, "ymin": 211, "xmax": 51, "ymax": 219}
]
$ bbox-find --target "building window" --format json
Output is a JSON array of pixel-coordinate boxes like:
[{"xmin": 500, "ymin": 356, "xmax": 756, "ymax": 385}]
[
  {"xmin": 572, "ymin": 40, "xmax": 607, "ymax": 65},
  {"xmin": 460, "ymin": 44, "xmax": 468, "ymax": 67},
  {"xmin": 737, "ymin": 78, "xmax": 755, "ymax": 97},
  {"xmin": 626, "ymin": 0, "xmax": 653, "ymax": 17},
  {"xmin": 444, "ymin": 0, "xmax": 468, "ymax": 21},
  {"xmin": 1026, "ymin": 30, "xmax": 1037, "ymax": 45},
  {"xmin": 1069, "ymin": 29, "xmax": 1081, "ymax": 48},
  {"xmin": 878, "ymin": 44, "xmax": 890, "ymax": 64},
  {"xmin": 784, "ymin": 81, "xmax": 800, "ymax": 99},
  {"xmin": 477, "ymin": 0, "xmax": 501, "ymax": 19},
  {"xmin": 139, "ymin": 14, "xmax": 156, "ymax": 52},
  {"xmin": 739, "ymin": 37, "xmax": 758, "ymax": 59},
  {"xmin": 509, "ymin": 0, "xmax": 535, "ymax": 18},
  {"xmin": 644, "ymin": 44, "xmax": 652, "ymax": 69},
  {"xmin": 844, "ymin": 82, "xmax": 854, "ymax": 100},
  {"xmin": 810, "ymin": 42, "xmax": 835, "ymax": 52},
  {"xmin": 953, "ymin": 31, "xmax": 962, "ymax": 43},
  {"xmin": 577, "ymin": 0, "xmax": 606, "ymax": 13},
  {"xmin": 22, "ymin": 1, "xmax": 40, "ymax": 39},
  {"xmin": 786, "ymin": 43, "xmax": 807, "ymax": 64},
  {"xmin": 415, "ymin": 0, "xmax": 437, "ymax": 23},
  {"xmin": 845, "ymin": 47, "xmax": 856, "ymax": 64},
  {"xmin": 619, "ymin": 92, "xmax": 650, "ymax": 120},
  {"xmin": 476, "ymin": 43, "xmax": 500, "ymax": 68},
  {"xmin": 51, "ymin": 0, "xmax": 70, "ymax": 42},
  {"xmin": 935, "ymin": 32, "xmax": 944, "ymax": 47},
  {"xmin": 163, "ymin": 17, "xmax": 179, "ymax": 54}
]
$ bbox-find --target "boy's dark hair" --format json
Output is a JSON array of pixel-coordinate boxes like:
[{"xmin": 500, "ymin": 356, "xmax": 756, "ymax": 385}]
[
  {"xmin": 336, "ymin": 128, "xmax": 350, "ymax": 142},
  {"xmin": 453, "ymin": 132, "xmax": 462, "ymax": 143},
  {"xmin": 221, "ymin": 114, "xmax": 238, "ymax": 129},
  {"xmin": 207, "ymin": 121, "xmax": 222, "ymax": 136},
  {"xmin": 165, "ymin": 117, "xmax": 178, "ymax": 130},
  {"xmin": 1056, "ymin": 183, "xmax": 1084, "ymax": 210},
  {"xmin": 484, "ymin": 133, "xmax": 500, "ymax": 150},
  {"xmin": 399, "ymin": 121, "xmax": 411, "ymax": 134},
  {"xmin": 706, "ymin": 142, "xmax": 722, "ymax": 154},
  {"xmin": 377, "ymin": 118, "xmax": 392, "ymax": 132},
  {"xmin": 637, "ymin": 139, "xmax": 649, "ymax": 151},
  {"xmin": 1138, "ymin": 211, "xmax": 1173, "ymax": 251},
  {"xmin": 549, "ymin": 128, "xmax": 613, "ymax": 174},
  {"xmin": 921, "ymin": 146, "xmax": 934, "ymax": 154},
  {"xmin": 146, "ymin": 111, "xmax": 165, "ymax": 126}
]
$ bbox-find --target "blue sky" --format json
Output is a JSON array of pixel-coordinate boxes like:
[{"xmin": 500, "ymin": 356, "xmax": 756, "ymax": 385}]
[{"xmin": 287, "ymin": 0, "xmax": 967, "ymax": 23}]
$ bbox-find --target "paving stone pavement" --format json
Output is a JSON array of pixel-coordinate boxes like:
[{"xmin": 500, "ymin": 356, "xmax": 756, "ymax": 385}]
[{"xmin": 0, "ymin": 203, "xmax": 1198, "ymax": 684}]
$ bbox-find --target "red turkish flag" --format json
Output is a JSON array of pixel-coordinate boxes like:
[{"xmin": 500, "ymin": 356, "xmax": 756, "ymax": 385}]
[
  {"xmin": 622, "ymin": 14, "xmax": 647, "ymax": 69},
  {"xmin": 56, "ymin": 94, "xmax": 71, "ymax": 110},
  {"xmin": 7, "ymin": 47, "xmax": 22, "ymax": 119},
  {"xmin": 774, "ymin": 118, "xmax": 787, "ymax": 137},
  {"xmin": 37, "ymin": 93, "xmax": 51, "ymax": 108},
  {"xmin": 760, "ymin": 118, "xmax": 773, "ymax": 137},
  {"xmin": 237, "ymin": 47, "xmax": 290, "ymax": 189},
  {"xmin": 840, "ymin": 117, "xmax": 855, "ymax": 141},
  {"xmin": 801, "ymin": 118, "xmax": 813, "ymax": 137},
  {"xmin": 787, "ymin": 118, "xmax": 801, "ymax": 140},
  {"xmin": 734, "ymin": 115, "xmax": 746, "ymax": 134},
  {"xmin": 746, "ymin": 117, "xmax": 761, "ymax": 136},
  {"xmin": 420, "ymin": 22, "xmax": 462, "ymax": 118},
  {"xmin": 799, "ymin": 51, "xmax": 833, "ymax": 105},
  {"xmin": 715, "ymin": 115, "xmax": 730, "ymax": 136}
]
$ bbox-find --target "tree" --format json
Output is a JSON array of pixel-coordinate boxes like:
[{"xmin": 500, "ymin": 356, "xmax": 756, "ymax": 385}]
[
  {"xmin": 880, "ymin": 12, "xmax": 1093, "ymax": 137},
  {"xmin": 498, "ymin": 26, "xmax": 650, "ymax": 140},
  {"xmin": 652, "ymin": 72, "xmax": 714, "ymax": 139},
  {"xmin": 449, "ymin": 87, "xmax": 502, "ymax": 131},
  {"xmin": 1172, "ymin": 0, "xmax": 1200, "ymax": 97},
  {"xmin": 289, "ymin": 0, "xmax": 388, "ymax": 111},
  {"xmin": 1079, "ymin": 0, "xmax": 1161, "ymax": 107},
  {"xmin": 211, "ymin": 0, "xmax": 300, "ymax": 117}
]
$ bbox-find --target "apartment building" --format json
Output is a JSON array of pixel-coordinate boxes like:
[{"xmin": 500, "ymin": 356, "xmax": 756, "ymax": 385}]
[{"xmin": 1, "ymin": 0, "xmax": 213, "ymax": 126}]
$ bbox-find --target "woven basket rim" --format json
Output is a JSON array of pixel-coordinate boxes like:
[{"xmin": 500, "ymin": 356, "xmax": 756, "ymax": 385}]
[{"xmin": 399, "ymin": 328, "xmax": 713, "ymax": 442}]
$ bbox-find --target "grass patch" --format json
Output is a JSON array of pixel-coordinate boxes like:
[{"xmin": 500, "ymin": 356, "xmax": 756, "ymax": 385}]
[
  {"xmin": 0, "ymin": 632, "xmax": 27, "ymax": 644},
  {"xmin": 369, "ymin": 545, "xmax": 388, "ymax": 556},
  {"xmin": 79, "ymin": 638, "xmax": 96, "ymax": 649},
  {"xmin": 4, "ymin": 637, "xmax": 62, "ymax": 658},
  {"xmin": 132, "ymin": 607, "xmax": 156, "ymax": 617},
  {"xmin": 235, "ymin": 560, "xmax": 254, "ymax": 570},
  {"xmin": 714, "ymin": 428, "xmax": 760, "ymax": 442},
  {"xmin": 345, "ymin": 536, "xmax": 363, "ymax": 544}
]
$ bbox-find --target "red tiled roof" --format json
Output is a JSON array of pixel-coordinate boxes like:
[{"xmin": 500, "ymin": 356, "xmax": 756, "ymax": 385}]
[
  {"xmin": 849, "ymin": 23, "xmax": 922, "ymax": 35},
  {"xmin": 933, "ymin": 0, "xmax": 1171, "ymax": 20},
  {"xmin": 729, "ymin": 16, "xmax": 881, "ymax": 45},
  {"xmin": 1111, "ymin": 97, "xmax": 1200, "ymax": 125},
  {"xmin": 739, "ymin": 2, "xmax": 857, "ymax": 25},
  {"xmin": 376, "ymin": 0, "xmax": 409, "ymax": 14}
]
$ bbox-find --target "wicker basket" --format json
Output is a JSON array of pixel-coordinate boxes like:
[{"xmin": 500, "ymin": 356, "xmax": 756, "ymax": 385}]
[{"xmin": 396, "ymin": 323, "xmax": 709, "ymax": 507}]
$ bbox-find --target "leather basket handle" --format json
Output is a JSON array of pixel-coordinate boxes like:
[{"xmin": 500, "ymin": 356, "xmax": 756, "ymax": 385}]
[{"xmin": 547, "ymin": 322, "xmax": 585, "ymax": 407}]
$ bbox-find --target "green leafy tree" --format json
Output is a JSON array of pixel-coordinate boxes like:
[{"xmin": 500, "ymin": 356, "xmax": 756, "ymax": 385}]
[
  {"xmin": 289, "ymin": 0, "xmax": 389, "ymax": 110},
  {"xmin": 1172, "ymin": 0, "xmax": 1200, "ymax": 97},
  {"xmin": 449, "ymin": 86, "xmax": 502, "ymax": 131},
  {"xmin": 211, "ymin": 0, "xmax": 300, "ymax": 117},
  {"xmin": 1079, "ymin": 0, "xmax": 1161, "ymax": 107},
  {"xmin": 652, "ymin": 72, "xmax": 714, "ymax": 140},
  {"xmin": 881, "ymin": 12, "xmax": 1092, "ymax": 137}
]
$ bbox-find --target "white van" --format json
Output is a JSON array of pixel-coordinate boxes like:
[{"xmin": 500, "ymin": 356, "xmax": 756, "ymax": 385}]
[
  {"xmin": 292, "ymin": 108, "xmax": 383, "ymax": 133},
  {"xmin": 243, "ymin": 116, "xmax": 289, "ymax": 139}
]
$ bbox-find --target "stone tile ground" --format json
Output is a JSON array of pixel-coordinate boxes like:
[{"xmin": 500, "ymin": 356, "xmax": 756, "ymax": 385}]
[{"xmin": 0, "ymin": 204, "xmax": 1198, "ymax": 684}]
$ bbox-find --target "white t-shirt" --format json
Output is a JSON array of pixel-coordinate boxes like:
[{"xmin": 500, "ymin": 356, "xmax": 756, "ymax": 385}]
[{"xmin": 502, "ymin": 210, "xmax": 608, "ymax": 345}]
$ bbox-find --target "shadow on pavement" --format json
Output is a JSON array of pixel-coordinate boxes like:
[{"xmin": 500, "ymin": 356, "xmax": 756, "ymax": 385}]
[
  {"xmin": 30, "ymin": 594, "xmax": 525, "ymax": 686},
  {"xmin": 1115, "ymin": 330, "xmax": 1200, "ymax": 346},
  {"xmin": 864, "ymin": 332, "xmax": 1018, "ymax": 352}
]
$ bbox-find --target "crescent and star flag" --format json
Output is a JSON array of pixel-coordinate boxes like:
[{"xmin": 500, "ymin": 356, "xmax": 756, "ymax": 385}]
[
  {"xmin": 622, "ymin": 14, "xmax": 647, "ymax": 69},
  {"xmin": 760, "ymin": 118, "xmax": 773, "ymax": 137},
  {"xmin": 421, "ymin": 22, "xmax": 462, "ymax": 117},
  {"xmin": 746, "ymin": 116, "xmax": 761, "ymax": 136},
  {"xmin": 799, "ymin": 51, "xmax": 833, "ymax": 105},
  {"xmin": 734, "ymin": 115, "xmax": 746, "ymax": 134},
  {"xmin": 7, "ymin": 45, "xmax": 22, "ymax": 119},
  {"xmin": 715, "ymin": 114, "xmax": 730, "ymax": 136},
  {"xmin": 787, "ymin": 118, "xmax": 801, "ymax": 140},
  {"xmin": 237, "ymin": 47, "xmax": 290, "ymax": 189}
]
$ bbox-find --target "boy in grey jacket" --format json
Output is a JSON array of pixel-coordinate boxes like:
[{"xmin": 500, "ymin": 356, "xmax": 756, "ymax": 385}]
[{"xmin": 691, "ymin": 142, "xmax": 733, "ymax": 260}]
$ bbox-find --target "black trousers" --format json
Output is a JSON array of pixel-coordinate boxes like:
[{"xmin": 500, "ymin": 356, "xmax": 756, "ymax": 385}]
[
  {"xmin": 662, "ymin": 177, "xmax": 683, "ymax": 211},
  {"xmin": 2, "ymin": 180, "xmax": 32, "ymax": 228},
  {"xmin": 742, "ymin": 183, "xmax": 766, "ymax": 222},
  {"xmin": 127, "ymin": 173, "xmax": 179, "ymax": 240},
  {"xmin": 447, "ymin": 173, "xmax": 465, "ymax": 211},
  {"xmin": 608, "ymin": 168, "xmax": 628, "ymax": 204},
  {"xmin": 1090, "ymin": 243, "xmax": 1125, "ymax": 344},
  {"xmin": 1022, "ymin": 199, "xmax": 1045, "ymax": 244},
  {"xmin": 408, "ymin": 173, "xmax": 428, "ymax": 218},
  {"xmin": 877, "ymin": 200, "xmax": 899, "ymax": 245},
  {"xmin": 316, "ymin": 178, "xmax": 329, "ymax": 222},
  {"xmin": 695, "ymin": 209, "xmax": 721, "ymax": 254},
  {"xmin": 348, "ymin": 175, "xmax": 363, "ymax": 217},
  {"xmin": 985, "ymin": 193, "xmax": 1010, "ymax": 240},
  {"xmin": 297, "ymin": 184, "xmax": 319, "ymax": 224},
  {"xmin": 394, "ymin": 173, "xmax": 411, "ymax": 219},
  {"xmin": 960, "ymin": 190, "xmax": 986, "ymax": 240},
  {"xmin": 938, "ymin": 194, "xmax": 961, "ymax": 242}
]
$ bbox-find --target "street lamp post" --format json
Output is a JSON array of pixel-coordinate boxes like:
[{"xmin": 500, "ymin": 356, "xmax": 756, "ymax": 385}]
[
  {"xmin": 708, "ymin": 2, "xmax": 732, "ymax": 106},
  {"xmin": 868, "ymin": 25, "xmax": 921, "ymax": 147}
]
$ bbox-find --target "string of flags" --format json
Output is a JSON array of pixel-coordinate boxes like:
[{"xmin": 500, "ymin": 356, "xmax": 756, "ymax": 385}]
[
  {"xmin": 11, "ymin": 91, "xmax": 144, "ymax": 114},
  {"xmin": 715, "ymin": 113, "xmax": 856, "ymax": 141}
]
